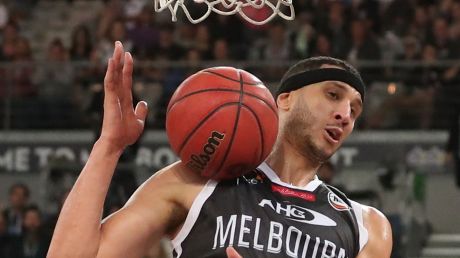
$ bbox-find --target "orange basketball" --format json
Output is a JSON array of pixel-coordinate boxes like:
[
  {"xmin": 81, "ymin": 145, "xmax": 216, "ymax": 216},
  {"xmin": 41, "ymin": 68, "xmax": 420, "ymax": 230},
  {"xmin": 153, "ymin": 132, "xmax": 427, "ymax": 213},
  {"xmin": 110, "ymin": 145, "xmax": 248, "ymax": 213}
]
[{"xmin": 166, "ymin": 67, "xmax": 278, "ymax": 180}]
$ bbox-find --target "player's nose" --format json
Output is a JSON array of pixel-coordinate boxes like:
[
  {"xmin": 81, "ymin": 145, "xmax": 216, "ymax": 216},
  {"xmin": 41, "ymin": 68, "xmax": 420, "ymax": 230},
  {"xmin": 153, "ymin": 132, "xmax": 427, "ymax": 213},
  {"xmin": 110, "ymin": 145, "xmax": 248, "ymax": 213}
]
[{"xmin": 332, "ymin": 102, "xmax": 351, "ymax": 127}]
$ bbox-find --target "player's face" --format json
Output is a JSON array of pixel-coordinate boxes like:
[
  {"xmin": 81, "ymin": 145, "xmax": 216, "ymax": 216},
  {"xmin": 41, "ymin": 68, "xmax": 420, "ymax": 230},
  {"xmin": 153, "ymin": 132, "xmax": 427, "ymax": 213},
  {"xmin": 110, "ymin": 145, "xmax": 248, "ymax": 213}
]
[{"xmin": 283, "ymin": 80, "xmax": 362, "ymax": 162}]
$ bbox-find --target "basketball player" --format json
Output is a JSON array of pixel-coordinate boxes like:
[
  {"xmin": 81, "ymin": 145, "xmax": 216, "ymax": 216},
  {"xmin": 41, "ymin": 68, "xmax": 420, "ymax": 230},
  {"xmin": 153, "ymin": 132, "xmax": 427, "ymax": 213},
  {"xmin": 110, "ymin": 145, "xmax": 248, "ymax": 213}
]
[{"xmin": 48, "ymin": 41, "xmax": 392, "ymax": 258}]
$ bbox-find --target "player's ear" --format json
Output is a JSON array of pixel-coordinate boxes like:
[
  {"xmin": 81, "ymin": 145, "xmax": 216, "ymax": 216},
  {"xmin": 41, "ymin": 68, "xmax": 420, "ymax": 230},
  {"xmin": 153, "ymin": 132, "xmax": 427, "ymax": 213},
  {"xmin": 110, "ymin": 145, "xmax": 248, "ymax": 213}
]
[{"xmin": 277, "ymin": 92, "xmax": 292, "ymax": 111}]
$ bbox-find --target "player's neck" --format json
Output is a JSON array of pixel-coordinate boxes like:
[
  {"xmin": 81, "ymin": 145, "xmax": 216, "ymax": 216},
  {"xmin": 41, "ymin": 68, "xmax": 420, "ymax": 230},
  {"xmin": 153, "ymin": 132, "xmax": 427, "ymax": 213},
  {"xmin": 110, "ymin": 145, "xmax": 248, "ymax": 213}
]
[{"xmin": 265, "ymin": 141, "xmax": 320, "ymax": 188}]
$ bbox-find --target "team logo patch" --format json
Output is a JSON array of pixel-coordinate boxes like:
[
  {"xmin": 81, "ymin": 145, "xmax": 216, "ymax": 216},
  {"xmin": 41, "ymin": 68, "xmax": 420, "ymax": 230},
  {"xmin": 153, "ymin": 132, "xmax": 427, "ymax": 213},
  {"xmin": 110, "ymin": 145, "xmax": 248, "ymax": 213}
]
[
  {"xmin": 328, "ymin": 192, "xmax": 350, "ymax": 211},
  {"xmin": 242, "ymin": 171, "xmax": 265, "ymax": 185}
]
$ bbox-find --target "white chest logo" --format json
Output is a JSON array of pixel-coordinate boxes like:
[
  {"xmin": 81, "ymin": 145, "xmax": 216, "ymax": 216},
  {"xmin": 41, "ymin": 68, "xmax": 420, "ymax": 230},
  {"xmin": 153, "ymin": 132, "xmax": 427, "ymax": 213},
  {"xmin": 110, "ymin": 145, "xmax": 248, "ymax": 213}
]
[
  {"xmin": 328, "ymin": 192, "xmax": 350, "ymax": 211},
  {"xmin": 258, "ymin": 199, "xmax": 337, "ymax": 227}
]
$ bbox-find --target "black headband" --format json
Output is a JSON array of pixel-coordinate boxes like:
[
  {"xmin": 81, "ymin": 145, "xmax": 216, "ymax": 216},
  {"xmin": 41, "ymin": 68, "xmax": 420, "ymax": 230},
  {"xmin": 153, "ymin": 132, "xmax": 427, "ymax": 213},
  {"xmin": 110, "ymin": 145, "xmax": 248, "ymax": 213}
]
[{"xmin": 276, "ymin": 68, "xmax": 366, "ymax": 102}]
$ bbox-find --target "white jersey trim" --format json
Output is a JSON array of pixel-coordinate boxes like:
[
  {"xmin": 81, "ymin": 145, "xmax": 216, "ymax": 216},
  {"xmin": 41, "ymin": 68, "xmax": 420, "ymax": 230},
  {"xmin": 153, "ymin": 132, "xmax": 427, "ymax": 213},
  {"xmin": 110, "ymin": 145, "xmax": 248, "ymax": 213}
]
[
  {"xmin": 171, "ymin": 179, "xmax": 218, "ymax": 257},
  {"xmin": 350, "ymin": 200, "xmax": 369, "ymax": 252},
  {"xmin": 257, "ymin": 162, "xmax": 323, "ymax": 192}
]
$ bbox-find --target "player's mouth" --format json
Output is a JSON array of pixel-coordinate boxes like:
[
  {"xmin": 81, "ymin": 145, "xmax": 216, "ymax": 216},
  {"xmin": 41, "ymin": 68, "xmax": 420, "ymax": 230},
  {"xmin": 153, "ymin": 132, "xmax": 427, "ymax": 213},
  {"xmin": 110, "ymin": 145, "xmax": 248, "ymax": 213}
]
[{"xmin": 324, "ymin": 127, "xmax": 343, "ymax": 144}]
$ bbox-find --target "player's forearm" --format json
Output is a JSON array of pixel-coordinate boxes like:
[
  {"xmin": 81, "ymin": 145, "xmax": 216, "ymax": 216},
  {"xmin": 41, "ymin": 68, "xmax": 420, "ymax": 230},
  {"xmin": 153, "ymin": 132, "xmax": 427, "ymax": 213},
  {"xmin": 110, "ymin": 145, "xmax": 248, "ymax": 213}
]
[{"xmin": 48, "ymin": 139, "xmax": 123, "ymax": 258}]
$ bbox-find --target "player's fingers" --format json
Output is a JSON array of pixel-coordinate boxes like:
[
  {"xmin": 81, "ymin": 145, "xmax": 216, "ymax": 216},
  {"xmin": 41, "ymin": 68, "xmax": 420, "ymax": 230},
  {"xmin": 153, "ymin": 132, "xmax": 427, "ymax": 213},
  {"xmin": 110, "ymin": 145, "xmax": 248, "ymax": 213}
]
[
  {"xmin": 226, "ymin": 247, "xmax": 242, "ymax": 258},
  {"xmin": 112, "ymin": 41, "xmax": 124, "ymax": 88},
  {"xmin": 103, "ymin": 58, "xmax": 118, "ymax": 107},
  {"xmin": 121, "ymin": 52, "xmax": 134, "ymax": 112},
  {"xmin": 134, "ymin": 101, "xmax": 148, "ymax": 123},
  {"xmin": 104, "ymin": 57, "xmax": 114, "ymax": 89}
]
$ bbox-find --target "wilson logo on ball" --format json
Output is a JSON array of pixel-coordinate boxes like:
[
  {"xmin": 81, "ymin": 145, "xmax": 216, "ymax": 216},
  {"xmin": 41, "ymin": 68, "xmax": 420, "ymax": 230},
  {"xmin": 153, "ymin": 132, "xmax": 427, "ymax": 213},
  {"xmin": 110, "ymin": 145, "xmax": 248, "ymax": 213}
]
[{"xmin": 186, "ymin": 131, "xmax": 225, "ymax": 172}]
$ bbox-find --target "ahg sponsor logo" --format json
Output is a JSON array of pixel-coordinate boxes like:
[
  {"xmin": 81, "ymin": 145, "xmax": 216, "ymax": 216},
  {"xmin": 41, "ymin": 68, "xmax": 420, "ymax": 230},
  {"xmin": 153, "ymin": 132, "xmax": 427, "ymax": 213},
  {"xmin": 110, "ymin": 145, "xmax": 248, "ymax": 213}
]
[{"xmin": 258, "ymin": 199, "xmax": 336, "ymax": 227}]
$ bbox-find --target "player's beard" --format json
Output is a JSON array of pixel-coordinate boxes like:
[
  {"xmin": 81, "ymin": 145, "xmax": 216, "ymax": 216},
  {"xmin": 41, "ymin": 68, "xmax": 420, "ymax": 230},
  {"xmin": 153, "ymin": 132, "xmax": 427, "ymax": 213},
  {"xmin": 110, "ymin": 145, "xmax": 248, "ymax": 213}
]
[{"xmin": 283, "ymin": 100, "xmax": 332, "ymax": 164}]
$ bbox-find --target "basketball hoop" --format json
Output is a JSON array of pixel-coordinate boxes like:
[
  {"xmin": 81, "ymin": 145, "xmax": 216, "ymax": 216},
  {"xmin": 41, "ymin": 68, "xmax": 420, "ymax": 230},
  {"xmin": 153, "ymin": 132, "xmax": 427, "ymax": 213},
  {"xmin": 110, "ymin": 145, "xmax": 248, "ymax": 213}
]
[{"xmin": 153, "ymin": 0, "xmax": 295, "ymax": 25}]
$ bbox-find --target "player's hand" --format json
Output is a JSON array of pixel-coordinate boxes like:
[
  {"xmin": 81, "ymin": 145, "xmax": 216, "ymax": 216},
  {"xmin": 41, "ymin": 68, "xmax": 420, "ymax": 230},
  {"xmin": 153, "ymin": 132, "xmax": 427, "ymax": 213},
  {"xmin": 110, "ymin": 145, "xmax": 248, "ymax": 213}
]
[
  {"xmin": 99, "ymin": 41, "xmax": 148, "ymax": 153},
  {"xmin": 226, "ymin": 247, "xmax": 243, "ymax": 258}
]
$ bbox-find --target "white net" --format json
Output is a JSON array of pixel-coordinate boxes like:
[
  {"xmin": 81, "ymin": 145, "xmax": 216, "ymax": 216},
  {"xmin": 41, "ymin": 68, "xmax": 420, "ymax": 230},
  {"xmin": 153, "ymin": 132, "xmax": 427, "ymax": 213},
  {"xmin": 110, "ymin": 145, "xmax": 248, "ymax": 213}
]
[{"xmin": 153, "ymin": 0, "xmax": 295, "ymax": 25}]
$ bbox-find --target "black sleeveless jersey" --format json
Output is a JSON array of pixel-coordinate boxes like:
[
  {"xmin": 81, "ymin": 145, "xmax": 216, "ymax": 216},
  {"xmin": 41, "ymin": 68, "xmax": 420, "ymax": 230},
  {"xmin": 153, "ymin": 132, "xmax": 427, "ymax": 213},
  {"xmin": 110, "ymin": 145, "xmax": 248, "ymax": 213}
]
[{"xmin": 172, "ymin": 162, "xmax": 368, "ymax": 258}]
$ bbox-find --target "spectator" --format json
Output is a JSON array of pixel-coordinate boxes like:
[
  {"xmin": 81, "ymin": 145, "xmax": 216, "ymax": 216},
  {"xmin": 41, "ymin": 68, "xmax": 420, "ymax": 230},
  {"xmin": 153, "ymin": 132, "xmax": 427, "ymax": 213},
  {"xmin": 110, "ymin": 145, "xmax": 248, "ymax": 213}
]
[
  {"xmin": 194, "ymin": 24, "xmax": 211, "ymax": 59},
  {"xmin": 395, "ymin": 36, "xmax": 422, "ymax": 85},
  {"xmin": 1, "ymin": 36, "xmax": 36, "ymax": 99},
  {"xmin": 123, "ymin": 0, "xmax": 148, "ymax": 29},
  {"xmin": 17, "ymin": 205, "xmax": 48, "ymax": 258},
  {"xmin": 0, "ymin": 20, "xmax": 20, "ymax": 61},
  {"xmin": 345, "ymin": 18, "xmax": 382, "ymax": 83},
  {"xmin": 34, "ymin": 38, "xmax": 73, "ymax": 99},
  {"xmin": 96, "ymin": 0, "xmax": 123, "ymax": 41},
  {"xmin": 150, "ymin": 24, "xmax": 184, "ymax": 61},
  {"xmin": 346, "ymin": 18, "xmax": 382, "ymax": 63},
  {"xmin": 291, "ymin": 12, "xmax": 315, "ymax": 59},
  {"xmin": 428, "ymin": 17, "xmax": 459, "ymax": 60},
  {"xmin": 33, "ymin": 38, "xmax": 77, "ymax": 128},
  {"xmin": 69, "ymin": 24, "xmax": 93, "ymax": 61},
  {"xmin": 126, "ymin": 5, "xmax": 159, "ymax": 59},
  {"xmin": 0, "ymin": 35, "xmax": 36, "ymax": 128},
  {"xmin": 259, "ymin": 20, "xmax": 291, "ymax": 61},
  {"xmin": 185, "ymin": 48, "xmax": 201, "ymax": 69},
  {"xmin": 174, "ymin": 23, "xmax": 195, "ymax": 50},
  {"xmin": 0, "ymin": 211, "xmax": 22, "ymax": 258},
  {"xmin": 252, "ymin": 20, "xmax": 291, "ymax": 81},
  {"xmin": 3, "ymin": 183, "xmax": 30, "ymax": 236},
  {"xmin": 212, "ymin": 38, "xmax": 230, "ymax": 62},
  {"xmin": 311, "ymin": 33, "xmax": 333, "ymax": 57},
  {"xmin": 401, "ymin": 44, "xmax": 440, "ymax": 129},
  {"xmin": 208, "ymin": 15, "xmax": 247, "ymax": 59},
  {"xmin": 69, "ymin": 24, "xmax": 96, "ymax": 110},
  {"xmin": 381, "ymin": 0, "xmax": 413, "ymax": 37},
  {"xmin": 398, "ymin": 36, "xmax": 422, "ymax": 61},
  {"xmin": 0, "ymin": 34, "xmax": 16, "ymax": 61},
  {"xmin": 325, "ymin": 2, "xmax": 349, "ymax": 58},
  {"xmin": 407, "ymin": 6, "xmax": 431, "ymax": 42}
]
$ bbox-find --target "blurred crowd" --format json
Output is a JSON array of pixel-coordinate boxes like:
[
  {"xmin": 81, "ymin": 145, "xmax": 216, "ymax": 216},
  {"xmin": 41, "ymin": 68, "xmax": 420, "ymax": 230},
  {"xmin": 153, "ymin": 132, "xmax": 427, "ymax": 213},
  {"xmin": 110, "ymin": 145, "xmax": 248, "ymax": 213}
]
[
  {"xmin": 0, "ymin": 0, "xmax": 459, "ymax": 130},
  {"xmin": 1, "ymin": 183, "xmax": 51, "ymax": 258},
  {"xmin": 0, "ymin": 181, "xmax": 172, "ymax": 258}
]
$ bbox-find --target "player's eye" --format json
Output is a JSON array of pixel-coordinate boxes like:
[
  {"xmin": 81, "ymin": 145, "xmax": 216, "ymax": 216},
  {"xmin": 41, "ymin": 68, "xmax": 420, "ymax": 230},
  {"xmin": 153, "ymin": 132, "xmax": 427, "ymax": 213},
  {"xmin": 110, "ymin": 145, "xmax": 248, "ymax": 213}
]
[
  {"xmin": 328, "ymin": 91, "xmax": 338, "ymax": 100},
  {"xmin": 350, "ymin": 104, "xmax": 362, "ymax": 119}
]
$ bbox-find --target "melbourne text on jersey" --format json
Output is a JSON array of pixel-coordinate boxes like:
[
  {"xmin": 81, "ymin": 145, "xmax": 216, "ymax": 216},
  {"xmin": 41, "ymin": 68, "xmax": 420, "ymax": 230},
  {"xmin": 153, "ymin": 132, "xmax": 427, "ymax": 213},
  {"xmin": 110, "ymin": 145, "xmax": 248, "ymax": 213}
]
[{"xmin": 212, "ymin": 199, "xmax": 348, "ymax": 258}]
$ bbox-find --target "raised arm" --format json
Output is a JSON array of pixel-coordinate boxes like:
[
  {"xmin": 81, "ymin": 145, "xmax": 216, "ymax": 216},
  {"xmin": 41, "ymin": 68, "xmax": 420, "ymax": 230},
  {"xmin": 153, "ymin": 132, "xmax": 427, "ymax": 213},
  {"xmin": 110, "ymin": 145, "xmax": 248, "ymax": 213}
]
[{"xmin": 47, "ymin": 41, "xmax": 149, "ymax": 258}]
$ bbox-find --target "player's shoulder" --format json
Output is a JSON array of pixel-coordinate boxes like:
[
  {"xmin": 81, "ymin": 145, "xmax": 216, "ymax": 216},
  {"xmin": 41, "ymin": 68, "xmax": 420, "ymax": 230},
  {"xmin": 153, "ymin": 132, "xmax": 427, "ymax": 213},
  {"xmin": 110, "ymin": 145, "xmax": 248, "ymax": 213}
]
[
  {"xmin": 361, "ymin": 205, "xmax": 390, "ymax": 228},
  {"xmin": 353, "ymin": 202, "xmax": 393, "ymax": 258},
  {"xmin": 349, "ymin": 200, "xmax": 391, "ymax": 236}
]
